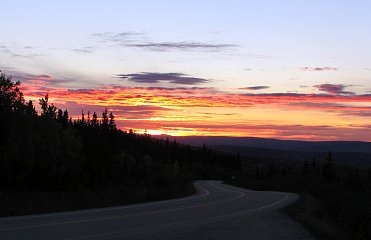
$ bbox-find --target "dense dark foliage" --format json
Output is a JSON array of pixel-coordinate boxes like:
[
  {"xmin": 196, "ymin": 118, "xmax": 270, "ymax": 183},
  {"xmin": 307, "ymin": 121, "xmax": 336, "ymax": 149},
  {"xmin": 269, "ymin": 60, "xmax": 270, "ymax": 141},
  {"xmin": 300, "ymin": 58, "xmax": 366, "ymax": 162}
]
[
  {"xmin": 0, "ymin": 72, "xmax": 241, "ymax": 216},
  {"xmin": 228, "ymin": 155, "xmax": 371, "ymax": 240}
]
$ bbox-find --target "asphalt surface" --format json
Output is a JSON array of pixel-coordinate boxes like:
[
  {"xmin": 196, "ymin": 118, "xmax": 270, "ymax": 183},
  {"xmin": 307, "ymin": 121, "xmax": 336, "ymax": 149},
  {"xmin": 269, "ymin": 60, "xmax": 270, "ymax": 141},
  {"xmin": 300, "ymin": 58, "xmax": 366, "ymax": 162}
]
[{"xmin": 0, "ymin": 181, "xmax": 315, "ymax": 240}]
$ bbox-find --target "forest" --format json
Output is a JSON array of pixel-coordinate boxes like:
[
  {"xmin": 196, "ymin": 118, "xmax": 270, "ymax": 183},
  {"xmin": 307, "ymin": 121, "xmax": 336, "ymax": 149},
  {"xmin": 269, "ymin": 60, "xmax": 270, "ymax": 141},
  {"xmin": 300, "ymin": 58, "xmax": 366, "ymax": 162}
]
[
  {"xmin": 228, "ymin": 153, "xmax": 371, "ymax": 240},
  {"xmin": 0, "ymin": 71, "xmax": 241, "ymax": 216}
]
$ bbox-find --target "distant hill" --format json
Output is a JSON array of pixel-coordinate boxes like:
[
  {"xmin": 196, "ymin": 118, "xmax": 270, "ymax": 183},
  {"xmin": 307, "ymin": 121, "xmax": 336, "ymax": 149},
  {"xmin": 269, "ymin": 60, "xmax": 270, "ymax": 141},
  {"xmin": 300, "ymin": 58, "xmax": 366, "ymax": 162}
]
[
  {"xmin": 155, "ymin": 136, "xmax": 371, "ymax": 167},
  {"xmin": 157, "ymin": 136, "xmax": 371, "ymax": 153},
  {"xmin": 210, "ymin": 145, "xmax": 371, "ymax": 167}
]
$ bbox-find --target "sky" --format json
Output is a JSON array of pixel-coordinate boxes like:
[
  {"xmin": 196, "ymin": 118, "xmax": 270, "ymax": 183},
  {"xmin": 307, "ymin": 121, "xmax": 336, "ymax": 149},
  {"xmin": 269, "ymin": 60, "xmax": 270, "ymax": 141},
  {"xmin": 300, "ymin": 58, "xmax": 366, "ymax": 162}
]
[{"xmin": 1, "ymin": 0, "xmax": 371, "ymax": 141}]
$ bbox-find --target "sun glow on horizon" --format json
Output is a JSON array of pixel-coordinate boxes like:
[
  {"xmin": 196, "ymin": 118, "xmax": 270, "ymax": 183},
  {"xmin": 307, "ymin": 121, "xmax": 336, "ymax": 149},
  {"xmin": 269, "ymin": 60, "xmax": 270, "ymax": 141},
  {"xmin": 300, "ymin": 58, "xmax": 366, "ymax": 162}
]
[{"xmin": 20, "ymin": 81, "xmax": 371, "ymax": 142}]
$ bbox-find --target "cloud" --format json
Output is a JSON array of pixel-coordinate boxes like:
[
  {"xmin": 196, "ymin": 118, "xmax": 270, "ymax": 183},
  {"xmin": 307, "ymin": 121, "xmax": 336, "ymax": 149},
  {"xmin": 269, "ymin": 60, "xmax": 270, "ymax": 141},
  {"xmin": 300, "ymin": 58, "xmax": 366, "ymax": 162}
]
[
  {"xmin": 72, "ymin": 47, "xmax": 95, "ymax": 54},
  {"xmin": 301, "ymin": 67, "xmax": 338, "ymax": 71},
  {"xmin": 239, "ymin": 86, "xmax": 270, "ymax": 91},
  {"xmin": 0, "ymin": 45, "xmax": 10, "ymax": 53},
  {"xmin": 92, "ymin": 31, "xmax": 144, "ymax": 43},
  {"xmin": 20, "ymin": 81, "xmax": 371, "ymax": 111},
  {"xmin": 16, "ymin": 75, "xmax": 371, "ymax": 140},
  {"xmin": 341, "ymin": 110, "xmax": 371, "ymax": 117},
  {"xmin": 117, "ymin": 72, "xmax": 210, "ymax": 85},
  {"xmin": 279, "ymin": 101, "xmax": 371, "ymax": 118},
  {"xmin": 4, "ymin": 70, "xmax": 78, "ymax": 90},
  {"xmin": 314, "ymin": 84, "xmax": 354, "ymax": 95},
  {"xmin": 26, "ymin": 74, "xmax": 67, "ymax": 84},
  {"xmin": 16, "ymin": 80, "xmax": 371, "ymax": 141},
  {"xmin": 145, "ymin": 86, "xmax": 212, "ymax": 91},
  {"xmin": 0, "ymin": 44, "xmax": 41, "ymax": 59},
  {"xmin": 126, "ymin": 41, "xmax": 237, "ymax": 52},
  {"xmin": 288, "ymin": 102, "xmax": 371, "ymax": 116},
  {"xmin": 32, "ymin": 74, "xmax": 53, "ymax": 79},
  {"xmin": 92, "ymin": 31, "xmax": 237, "ymax": 52}
]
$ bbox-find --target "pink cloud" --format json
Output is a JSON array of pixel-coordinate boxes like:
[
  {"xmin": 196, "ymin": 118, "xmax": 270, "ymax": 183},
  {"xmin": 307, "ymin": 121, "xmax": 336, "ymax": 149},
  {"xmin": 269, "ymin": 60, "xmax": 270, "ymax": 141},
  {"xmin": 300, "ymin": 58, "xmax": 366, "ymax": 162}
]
[{"xmin": 314, "ymin": 84, "xmax": 353, "ymax": 95}]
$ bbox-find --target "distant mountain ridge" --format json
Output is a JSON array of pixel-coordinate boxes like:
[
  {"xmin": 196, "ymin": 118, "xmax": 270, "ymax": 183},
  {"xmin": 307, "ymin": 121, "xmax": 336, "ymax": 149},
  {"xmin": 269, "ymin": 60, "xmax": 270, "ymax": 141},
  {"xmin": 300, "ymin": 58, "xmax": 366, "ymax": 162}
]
[
  {"xmin": 154, "ymin": 135, "xmax": 371, "ymax": 167},
  {"xmin": 156, "ymin": 136, "xmax": 371, "ymax": 154}
]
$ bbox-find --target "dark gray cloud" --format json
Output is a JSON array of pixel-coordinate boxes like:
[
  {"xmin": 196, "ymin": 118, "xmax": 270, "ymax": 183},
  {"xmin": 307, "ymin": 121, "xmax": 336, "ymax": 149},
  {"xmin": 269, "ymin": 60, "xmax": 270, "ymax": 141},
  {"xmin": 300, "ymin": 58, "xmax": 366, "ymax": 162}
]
[
  {"xmin": 12, "ymin": 54, "xmax": 35, "ymax": 59},
  {"xmin": 301, "ymin": 67, "xmax": 338, "ymax": 71},
  {"xmin": 117, "ymin": 72, "xmax": 209, "ymax": 85},
  {"xmin": 289, "ymin": 102, "xmax": 342, "ymax": 108},
  {"xmin": 126, "ymin": 41, "xmax": 237, "ymax": 51},
  {"xmin": 92, "ymin": 31, "xmax": 237, "ymax": 52},
  {"xmin": 33, "ymin": 74, "xmax": 52, "ymax": 79},
  {"xmin": 314, "ymin": 84, "xmax": 354, "ymax": 95},
  {"xmin": 92, "ymin": 31, "xmax": 144, "ymax": 43},
  {"xmin": 239, "ymin": 86, "xmax": 270, "ymax": 90},
  {"xmin": 0, "ymin": 45, "xmax": 40, "ymax": 58},
  {"xmin": 72, "ymin": 46, "xmax": 95, "ymax": 54},
  {"xmin": 0, "ymin": 46, "xmax": 12, "ymax": 55}
]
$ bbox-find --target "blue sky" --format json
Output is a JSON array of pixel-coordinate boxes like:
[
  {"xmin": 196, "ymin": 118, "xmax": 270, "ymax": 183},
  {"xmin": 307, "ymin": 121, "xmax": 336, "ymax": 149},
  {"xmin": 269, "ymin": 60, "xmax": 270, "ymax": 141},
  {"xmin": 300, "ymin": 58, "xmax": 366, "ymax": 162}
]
[
  {"xmin": 3, "ymin": 1, "xmax": 370, "ymax": 85},
  {"xmin": 1, "ymin": 1, "xmax": 371, "ymax": 140}
]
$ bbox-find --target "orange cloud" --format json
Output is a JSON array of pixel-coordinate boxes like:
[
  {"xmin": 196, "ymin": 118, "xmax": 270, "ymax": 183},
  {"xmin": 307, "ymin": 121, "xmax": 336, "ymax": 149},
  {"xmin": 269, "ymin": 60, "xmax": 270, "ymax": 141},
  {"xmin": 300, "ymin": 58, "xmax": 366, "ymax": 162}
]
[{"xmin": 19, "ymin": 82, "xmax": 371, "ymax": 141}]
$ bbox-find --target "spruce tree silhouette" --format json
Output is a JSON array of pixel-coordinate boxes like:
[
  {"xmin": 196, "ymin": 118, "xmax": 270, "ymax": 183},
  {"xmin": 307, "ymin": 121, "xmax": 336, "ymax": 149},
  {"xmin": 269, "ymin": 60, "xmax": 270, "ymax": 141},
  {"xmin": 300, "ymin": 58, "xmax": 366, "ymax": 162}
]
[
  {"xmin": 101, "ymin": 108, "xmax": 109, "ymax": 130},
  {"xmin": 323, "ymin": 151, "xmax": 335, "ymax": 182},
  {"xmin": 109, "ymin": 112, "xmax": 116, "ymax": 131},
  {"xmin": 92, "ymin": 112, "xmax": 98, "ymax": 127},
  {"xmin": 39, "ymin": 94, "xmax": 57, "ymax": 119}
]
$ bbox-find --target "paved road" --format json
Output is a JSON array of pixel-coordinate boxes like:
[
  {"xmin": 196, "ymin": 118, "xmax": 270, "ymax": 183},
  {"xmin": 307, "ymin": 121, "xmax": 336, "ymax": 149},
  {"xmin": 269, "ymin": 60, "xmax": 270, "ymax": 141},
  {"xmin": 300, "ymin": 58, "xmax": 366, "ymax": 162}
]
[{"xmin": 0, "ymin": 181, "xmax": 315, "ymax": 240}]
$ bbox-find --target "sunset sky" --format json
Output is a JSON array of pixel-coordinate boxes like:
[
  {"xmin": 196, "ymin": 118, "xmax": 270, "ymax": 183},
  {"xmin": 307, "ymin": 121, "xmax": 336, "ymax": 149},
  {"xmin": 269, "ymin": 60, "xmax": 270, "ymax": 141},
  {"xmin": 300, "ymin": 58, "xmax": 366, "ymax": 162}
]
[{"xmin": 1, "ymin": 1, "xmax": 371, "ymax": 141}]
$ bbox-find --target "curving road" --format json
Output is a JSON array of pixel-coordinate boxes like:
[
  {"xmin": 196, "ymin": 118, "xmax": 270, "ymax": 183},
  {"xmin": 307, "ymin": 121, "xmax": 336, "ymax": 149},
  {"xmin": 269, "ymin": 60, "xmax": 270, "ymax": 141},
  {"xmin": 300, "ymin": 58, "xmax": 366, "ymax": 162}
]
[{"xmin": 0, "ymin": 181, "xmax": 315, "ymax": 240}]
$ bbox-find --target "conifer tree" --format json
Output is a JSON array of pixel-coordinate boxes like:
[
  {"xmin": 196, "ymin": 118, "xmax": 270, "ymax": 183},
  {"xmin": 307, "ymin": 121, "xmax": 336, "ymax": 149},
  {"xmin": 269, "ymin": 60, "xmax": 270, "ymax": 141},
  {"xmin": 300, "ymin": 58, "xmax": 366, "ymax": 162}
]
[
  {"xmin": 39, "ymin": 94, "xmax": 57, "ymax": 119},
  {"xmin": 109, "ymin": 112, "xmax": 116, "ymax": 131},
  {"xmin": 81, "ymin": 110, "xmax": 85, "ymax": 124},
  {"xmin": 62, "ymin": 110, "xmax": 69, "ymax": 126},
  {"xmin": 92, "ymin": 112, "xmax": 98, "ymax": 127},
  {"xmin": 323, "ymin": 151, "xmax": 335, "ymax": 182},
  {"xmin": 101, "ymin": 108, "xmax": 109, "ymax": 130}
]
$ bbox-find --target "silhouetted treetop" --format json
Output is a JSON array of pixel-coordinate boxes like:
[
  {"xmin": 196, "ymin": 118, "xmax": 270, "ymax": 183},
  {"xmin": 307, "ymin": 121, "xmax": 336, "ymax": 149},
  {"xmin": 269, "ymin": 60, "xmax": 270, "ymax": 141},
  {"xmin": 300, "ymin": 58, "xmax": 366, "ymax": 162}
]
[
  {"xmin": 39, "ymin": 94, "xmax": 57, "ymax": 119},
  {"xmin": 0, "ymin": 71, "xmax": 25, "ymax": 112}
]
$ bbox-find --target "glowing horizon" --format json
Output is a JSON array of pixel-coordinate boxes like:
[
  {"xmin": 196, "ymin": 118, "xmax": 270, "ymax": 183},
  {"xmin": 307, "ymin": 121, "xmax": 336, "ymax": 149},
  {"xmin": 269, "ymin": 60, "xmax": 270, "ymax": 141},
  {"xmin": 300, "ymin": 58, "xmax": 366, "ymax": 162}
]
[{"xmin": 16, "ymin": 78, "xmax": 371, "ymax": 141}]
